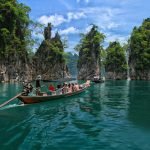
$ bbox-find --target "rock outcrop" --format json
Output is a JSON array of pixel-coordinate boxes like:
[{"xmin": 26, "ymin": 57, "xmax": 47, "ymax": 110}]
[
  {"xmin": 105, "ymin": 41, "xmax": 127, "ymax": 80},
  {"xmin": 105, "ymin": 72, "xmax": 127, "ymax": 80},
  {"xmin": 129, "ymin": 18, "xmax": 150, "ymax": 80},
  {"xmin": 32, "ymin": 23, "xmax": 70, "ymax": 80},
  {"xmin": 77, "ymin": 25, "xmax": 104, "ymax": 80},
  {"xmin": 0, "ymin": 53, "xmax": 32, "ymax": 82},
  {"xmin": 0, "ymin": 23, "xmax": 70, "ymax": 82},
  {"xmin": 77, "ymin": 51, "xmax": 100, "ymax": 80}
]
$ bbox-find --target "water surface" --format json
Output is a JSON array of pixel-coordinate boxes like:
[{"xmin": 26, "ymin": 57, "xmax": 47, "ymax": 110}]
[{"xmin": 0, "ymin": 81, "xmax": 150, "ymax": 150}]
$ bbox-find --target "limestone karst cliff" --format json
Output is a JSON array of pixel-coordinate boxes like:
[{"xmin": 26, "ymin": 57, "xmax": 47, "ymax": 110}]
[
  {"xmin": 129, "ymin": 18, "xmax": 150, "ymax": 80},
  {"xmin": 76, "ymin": 25, "xmax": 105, "ymax": 80},
  {"xmin": 105, "ymin": 41, "xmax": 127, "ymax": 80},
  {"xmin": 0, "ymin": 23, "xmax": 70, "ymax": 82},
  {"xmin": 32, "ymin": 23, "xmax": 70, "ymax": 80}
]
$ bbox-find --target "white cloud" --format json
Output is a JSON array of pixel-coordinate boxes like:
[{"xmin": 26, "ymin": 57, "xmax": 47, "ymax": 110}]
[
  {"xmin": 105, "ymin": 33, "xmax": 129, "ymax": 45},
  {"xmin": 85, "ymin": 25, "xmax": 93, "ymax": 33},
  {"xmin": 38, "ymin": 14, "xmax": 66, "ymax": 26},
  {"xmin": 38, "ymin": 11, "xmax": 86, "ymax": 26},
  {"xmin": 67, "ymin": 12, "xmax": 86, "ymax": 21},
  {"xmin": 59, "ymin": 27, "xmax": 79, "ymax": 35},
  {"xmin": 80, "ymin": 7, "xmax": 122, "ymax": 30}
]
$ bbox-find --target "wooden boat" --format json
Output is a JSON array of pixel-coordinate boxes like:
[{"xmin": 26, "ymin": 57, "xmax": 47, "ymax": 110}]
[{"xmin": 17, "ymin": 86, "xmax": 89, "ymax": 104}]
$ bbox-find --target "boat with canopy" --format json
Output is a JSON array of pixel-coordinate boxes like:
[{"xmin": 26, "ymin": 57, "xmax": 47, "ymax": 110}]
[{"xmin": 17, "ymin": 79, "xmax": 90, "ymax": 104}]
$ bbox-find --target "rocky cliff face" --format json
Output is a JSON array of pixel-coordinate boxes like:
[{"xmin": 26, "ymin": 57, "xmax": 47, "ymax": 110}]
[
  {"xmin": 105, "ymin": 72, "xmax": 127, "ymax": 80},
  {"xmin": 0, "ymin": 23, "xmax": 70, "ymax": 82},
  {"xmin": 129, "ymin": 61, "xmax": 150, "ymax": 80},
  {"xmin": 76, "ymin": 25, "xmax": 104, "ymax": 80},
  {"xmin": 77, "ymin": 50, "xmax": 100, "ymax": 80},
  {"xmin": 129, "ymin": 18, "xmax": 150, "ymax": 80},
  {"xmin": 0, "ymin": 53, "xmax": 32, "ymax": 82},
  {"xmin": 105, "ymin": 41, "xmax": 127, "ymax": 80},
  {"xmin": 32, "ymin": 23, "xmax": 70, "ymax": 80}
]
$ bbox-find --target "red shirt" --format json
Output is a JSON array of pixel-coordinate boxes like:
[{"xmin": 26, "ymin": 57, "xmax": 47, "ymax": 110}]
[{"xmin": 49, "ymin": 85, "xmax": 55, "ymax": 91}]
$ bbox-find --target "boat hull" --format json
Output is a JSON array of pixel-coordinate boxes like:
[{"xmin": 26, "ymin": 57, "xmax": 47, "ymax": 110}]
[{"xmin": 18, "ymin": 87, "xmax": 88, "ymax": 104}]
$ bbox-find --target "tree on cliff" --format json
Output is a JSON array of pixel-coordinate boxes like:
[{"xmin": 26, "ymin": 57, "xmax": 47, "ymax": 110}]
[
  {"xmin": 0, "ymin": 0, "xmax": 31, "ymax": 59},
  {"xmin": 129, "ymin": 18, "xmax": 150, "ymax": 79},
  {"xmin": 75, "ymin": 24, "xmax": 105, "ymax": 79},
  {"xmin": 33, "ymin": 23, "xmax": 70, "ymax": 79},
  {"xmin": 105, "ymin": 41, "xmax": 127, "ymax": 78}
]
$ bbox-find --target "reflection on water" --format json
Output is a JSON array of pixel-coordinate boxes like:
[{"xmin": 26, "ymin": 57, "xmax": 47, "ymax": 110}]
[
  {"xmin": 128, "ymin": 81, "xmax": 150, "ymax": 129},
  {"xmin": 0, "ymin": 81, "xmax": 150, "ymax": 150}
]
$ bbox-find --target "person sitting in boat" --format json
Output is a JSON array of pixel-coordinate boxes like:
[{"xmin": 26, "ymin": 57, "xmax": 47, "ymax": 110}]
[
  {"xmin": 56, "ymin": 84, "xmax": 62, "ymax": 95},
  {"xmin": 71, "ymin": 83, "xmax": 75, "ymax": 92},
  {"xmin": 67, "ymin": 83, "xmax": 72, "ymax": 93},
  {"xmin": 62, "ymin": 83, "xmax": 68, "ymax": 94},
  {"xmin": 85, "ymin": 80, "xmax": 90, "ymax": 87},
  {"xmin": 79, "ymin": 84, "xmax": 83, "ymax": 89},
  {"xmin": 74, "ymin": 83, "xmax": 80, "ymax": 91},
  {"xmin": 49, "ymin": 84, "xmax": 56, "ymax": 95},
  {"xmin": 22, "ymin": 80, "xmax": 33, "ymax": 96},
  {"xmin": 35, "ymin": 75, "xmax": 41, "ymax": 95}
]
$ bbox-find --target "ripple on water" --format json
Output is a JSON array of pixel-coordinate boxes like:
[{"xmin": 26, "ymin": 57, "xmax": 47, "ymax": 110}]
[{"xmin": 0, "ymin": 81, "xmax": 150, "ymax": 150}]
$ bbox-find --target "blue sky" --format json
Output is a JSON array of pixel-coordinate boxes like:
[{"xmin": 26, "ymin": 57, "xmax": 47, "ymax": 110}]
[{"xmin": 18, "ymin": 0, "xmax": 150, "ymax": 53}]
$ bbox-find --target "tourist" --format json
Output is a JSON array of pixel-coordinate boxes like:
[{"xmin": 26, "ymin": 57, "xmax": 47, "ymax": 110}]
[
  {"xmin": 67, "ymin": 83, "xmax": 72, "ymax": 93},
  {"xmin": 35, "ymin": 75, "xmax": 41, "ymax": 95},
  {"xmin": 74, "ymin": 83, "xmax": 79, "ymax": 91},
  {"xmin": 85, "ymin": 80, "xmax": 90, "ymax": 87},
  {"xmin": 63, "ymin": 83, "xmax": 68, "ymax": 94},
  {"xmin": 56, "ymin": 84, "xmax": 62, "ymax": 95},
  {"xmin": 49, "ymin": 84, "xmax": 56, "ymax": 95},
  {"xmin": 71, "ymin": 83, "xmax": 75, "ymax": 92},
  {"xmin": 22, "ymin": 80, "xmax": 33, "ymax": 96}
]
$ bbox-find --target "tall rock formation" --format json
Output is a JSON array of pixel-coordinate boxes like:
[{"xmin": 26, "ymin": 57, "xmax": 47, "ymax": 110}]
[
  {"xmin": 0, "ymin": 53, "xmax": 32, "ymax": 82},
  {"xmin": 76, "ymin": 25, "xmax": 105, "ymax": 80},
  {"xmin": 0, "ymin": 0, "xmax": 32, "ymax": 82},
  {"xmin": 129, "ymin": 18, "xmax": 150, "ymax": 80},
  {"xmin": 105, "ymin": 41, "xmax": 127, "ymax": 80},
  {"xmin": 32, "ymin": 23, "xmax": 70, "ymax": 80}
]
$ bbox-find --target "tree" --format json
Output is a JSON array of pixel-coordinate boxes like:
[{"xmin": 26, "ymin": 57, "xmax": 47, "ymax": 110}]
[
  {"xmin": 129, "ymin": 18, "xmax": 150, "ymax": 71},
  {"xmin": 0, "ymin": 0, "xmax": 31, "ymax": 59},
  {"xmin": 105, "ymin": 41, "xmax": 127, "ymax": 73},
  {"xmin": 75, "ymin": 24, "xmax": 105, "ymax": 68}
]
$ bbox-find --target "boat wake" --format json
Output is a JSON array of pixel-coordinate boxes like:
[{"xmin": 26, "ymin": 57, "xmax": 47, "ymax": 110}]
[{"xmin": 0, "ymin": 103, "xmax": 25, "ymax": 110}]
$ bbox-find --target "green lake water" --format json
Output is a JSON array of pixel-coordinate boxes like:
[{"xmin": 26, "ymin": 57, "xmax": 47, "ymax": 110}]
[{"xmin": 0, "ymin": 80, "xmax": 150, "ymax": 150}]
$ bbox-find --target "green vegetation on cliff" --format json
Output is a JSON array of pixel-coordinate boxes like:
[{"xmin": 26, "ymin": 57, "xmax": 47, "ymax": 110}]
[
  {"xmin": 0, "ymin": 0, "xmax": 31, "ymax": 59},
  {"xmin": 75, "ymin": 24, "xmax": 105, "ymax": 79},
  {"xmin": 32, "ymin": 23, "xmax": 70, "ymax": 80},
  {"xmin": 75, "ymin": 25, "xmax": 105, "ymax": 68},
  {"xmin": 129, "ymin": 18, "xmax": 150, "ymax": 71},
  {"xmin": 105, "ymin": 41, "xmax": 127, "ymax": 73},
  {"xmin": 34, "ymin": 24, "xmax": 66, "ymax": 64}
]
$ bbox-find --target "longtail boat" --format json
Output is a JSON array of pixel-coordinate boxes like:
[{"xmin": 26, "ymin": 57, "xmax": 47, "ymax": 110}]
[{"xmin": 17, "ymin": 86, "xmax": 89, "ymax": 104}]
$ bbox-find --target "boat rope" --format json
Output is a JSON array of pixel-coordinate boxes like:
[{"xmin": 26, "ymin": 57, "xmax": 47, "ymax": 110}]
[{"xmin": 0, "ymin": 92, "xmax": 23, "ymax": 108}]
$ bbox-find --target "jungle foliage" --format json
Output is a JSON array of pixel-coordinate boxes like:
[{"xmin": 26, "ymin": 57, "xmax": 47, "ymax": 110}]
[
  {"xmin": 129, "ymin": 18, "xmax": 150, "ymax": 71},
  {"xmin": 75, "ymin": 25, "xmax": 105, "ymax": 67},
  {"xmin": 105, "ymin": 41, "xmax": 127, "ymax": 72},
  {"xmin": 0, "ymin": 0, "xmax": 31, "ymax": 58}
]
